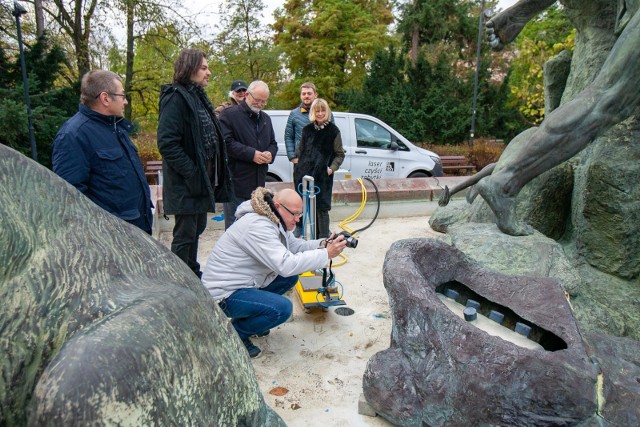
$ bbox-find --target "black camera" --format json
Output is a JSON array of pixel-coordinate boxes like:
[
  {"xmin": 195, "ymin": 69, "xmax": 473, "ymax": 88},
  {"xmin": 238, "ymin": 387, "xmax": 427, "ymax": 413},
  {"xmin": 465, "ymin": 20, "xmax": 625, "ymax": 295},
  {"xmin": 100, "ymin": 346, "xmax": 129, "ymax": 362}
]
[{"xmin": 331, "ymin": 231, "xmax": 358, "ymax": 248}]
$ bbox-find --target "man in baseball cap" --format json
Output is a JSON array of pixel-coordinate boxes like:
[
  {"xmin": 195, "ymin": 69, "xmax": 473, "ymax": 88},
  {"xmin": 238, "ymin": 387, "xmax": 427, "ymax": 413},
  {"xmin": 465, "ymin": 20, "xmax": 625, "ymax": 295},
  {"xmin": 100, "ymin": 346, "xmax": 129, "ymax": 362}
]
[
  {"xmin": 230, "ymin": 80, "xmax": 248, "ymax": 92},
  {"xmin": 215, "ymin": 79, "xmax": 248, "ymax": 115}
]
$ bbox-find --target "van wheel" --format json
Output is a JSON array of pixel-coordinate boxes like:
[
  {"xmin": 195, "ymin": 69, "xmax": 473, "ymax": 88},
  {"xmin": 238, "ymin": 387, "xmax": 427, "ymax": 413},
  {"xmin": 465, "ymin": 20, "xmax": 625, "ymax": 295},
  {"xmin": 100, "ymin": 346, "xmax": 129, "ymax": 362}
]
[
  {"xmin": 408, "ymin": 171, "xmax": 429, "ymax": 178},
  {"xmin": 266, "ymin": 174, "xmax": 281, "ymax": 183}
]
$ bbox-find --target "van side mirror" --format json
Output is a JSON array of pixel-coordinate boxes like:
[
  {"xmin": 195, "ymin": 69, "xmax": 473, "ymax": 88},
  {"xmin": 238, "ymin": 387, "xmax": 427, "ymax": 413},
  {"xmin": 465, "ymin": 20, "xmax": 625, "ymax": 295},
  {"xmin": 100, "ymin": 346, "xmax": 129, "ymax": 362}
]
[{"xmin": 389, "ymin": 140, "xmax": 399, "ymax": 151}]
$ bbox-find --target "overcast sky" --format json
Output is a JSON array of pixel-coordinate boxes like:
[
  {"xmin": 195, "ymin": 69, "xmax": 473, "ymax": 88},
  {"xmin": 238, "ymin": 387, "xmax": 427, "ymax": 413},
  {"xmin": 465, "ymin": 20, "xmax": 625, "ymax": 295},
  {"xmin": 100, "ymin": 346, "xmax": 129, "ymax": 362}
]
[
  {"xmin": 106, "ymin": 0, "xmax": 521, "ymax": 43},
  {"xmin": 187, "ymin": 0, "xmax": 520, "ymax": 29}
]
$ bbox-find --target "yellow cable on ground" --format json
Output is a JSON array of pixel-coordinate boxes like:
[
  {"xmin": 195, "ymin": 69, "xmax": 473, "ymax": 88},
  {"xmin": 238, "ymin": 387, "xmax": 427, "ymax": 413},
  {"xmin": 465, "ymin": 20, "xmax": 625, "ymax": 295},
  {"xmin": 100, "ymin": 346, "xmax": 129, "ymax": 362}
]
[{"xmin": 330, "ymin": 253, "xmax": 348, "ymax": 267}]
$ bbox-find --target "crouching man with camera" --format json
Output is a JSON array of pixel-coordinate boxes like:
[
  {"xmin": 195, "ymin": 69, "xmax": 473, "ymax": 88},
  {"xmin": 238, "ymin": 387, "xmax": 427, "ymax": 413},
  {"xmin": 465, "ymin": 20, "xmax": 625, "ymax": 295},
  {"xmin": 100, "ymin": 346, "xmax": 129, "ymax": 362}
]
[{"xmin": 202, "ymin": 187, "xmax": 347, "ymax": 358}]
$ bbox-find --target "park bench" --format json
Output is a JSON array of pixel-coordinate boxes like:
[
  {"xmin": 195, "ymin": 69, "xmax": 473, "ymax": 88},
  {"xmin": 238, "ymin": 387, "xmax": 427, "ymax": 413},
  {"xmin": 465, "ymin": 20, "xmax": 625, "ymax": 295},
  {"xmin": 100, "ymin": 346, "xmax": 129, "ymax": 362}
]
[
  {"xmin": 440, "ymin": 155, "xmax": 476, "ymax": 175},
  {"xmin": 144, "ymin": 160, "xmax": 163, "ymax": 185}
]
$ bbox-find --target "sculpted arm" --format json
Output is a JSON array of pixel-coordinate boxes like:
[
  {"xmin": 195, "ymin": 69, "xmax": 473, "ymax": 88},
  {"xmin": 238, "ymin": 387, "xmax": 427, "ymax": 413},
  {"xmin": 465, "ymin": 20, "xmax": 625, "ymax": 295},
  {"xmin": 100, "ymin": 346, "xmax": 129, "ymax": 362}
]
[
  {"xmin": 486, "ymin": 0, "xmax": 557, "ymax": 49},
  {"xmin": 477, "ymin": 9, "xmax": 640, "ymax": 236}
]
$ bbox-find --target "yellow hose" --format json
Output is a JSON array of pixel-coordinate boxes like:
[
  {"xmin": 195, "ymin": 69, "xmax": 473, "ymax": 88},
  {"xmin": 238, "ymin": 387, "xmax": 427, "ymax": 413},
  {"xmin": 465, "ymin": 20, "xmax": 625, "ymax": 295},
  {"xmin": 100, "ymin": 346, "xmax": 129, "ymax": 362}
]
[
  {"xmin": 331, "ymin": 253, "xmax": 348, "ymax": 267},
  {"xmin": 338, "ymin": 178, "xmax": 367, "ymax": 236},
  {"xmin": 332, "ymin": 178, "xmax": 369, "ymax": 267}
]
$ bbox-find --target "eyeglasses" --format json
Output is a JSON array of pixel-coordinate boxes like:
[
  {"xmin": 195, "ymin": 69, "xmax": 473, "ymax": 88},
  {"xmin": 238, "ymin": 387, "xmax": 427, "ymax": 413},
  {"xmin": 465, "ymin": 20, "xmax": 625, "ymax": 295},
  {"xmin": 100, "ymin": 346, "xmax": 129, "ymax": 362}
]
[
  {"xmin": 95, "ymin": 91, "xmax": 126, "ymax": 100},
  {"xmin": 280, "ymin": 203, "xmax": 303, "ymax": 219},
  {"xmin": 248, "ymin": 92, "xmax": 268, "ymax": 106},
  {"xmin": 235, "ymin": 89, "xmax": 247, "ymax": 93}
]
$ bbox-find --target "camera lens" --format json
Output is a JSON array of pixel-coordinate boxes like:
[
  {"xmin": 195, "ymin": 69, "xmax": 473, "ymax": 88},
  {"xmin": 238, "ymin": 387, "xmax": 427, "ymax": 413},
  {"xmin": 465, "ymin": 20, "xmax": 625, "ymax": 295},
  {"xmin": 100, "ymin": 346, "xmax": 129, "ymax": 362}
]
[
  {"xmin": 344, "ymin": 236, "xmax": 358, "ymax": 248},
  {"xmin": 333, "ymin": 231, "xmax": 358, "ymax": 249}
]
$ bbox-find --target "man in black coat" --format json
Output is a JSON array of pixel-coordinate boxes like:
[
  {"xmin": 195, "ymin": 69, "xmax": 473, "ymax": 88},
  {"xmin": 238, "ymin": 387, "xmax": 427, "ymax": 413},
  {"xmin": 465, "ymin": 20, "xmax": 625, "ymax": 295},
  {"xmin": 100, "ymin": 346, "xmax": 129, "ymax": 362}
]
[
  {"xmin": 219, "ymin": 80, "xmax": 278, "ymax": 229},
  {"xmin": 157, "ymin": 48, "xmax": 233, "ymax": 278}
]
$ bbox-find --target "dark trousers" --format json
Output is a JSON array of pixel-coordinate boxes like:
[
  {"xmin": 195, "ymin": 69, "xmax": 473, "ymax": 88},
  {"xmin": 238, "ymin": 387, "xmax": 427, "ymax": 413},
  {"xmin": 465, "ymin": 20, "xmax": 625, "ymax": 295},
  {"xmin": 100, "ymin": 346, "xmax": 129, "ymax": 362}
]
[
  {"xmin": 296, "ymin": 209, "xmax": 330, "ymax": 238},
  {"xmin": 171, "ymin": 213, "xmax": 207, "ymax": 278},
  {"xmin": 317, "ymin": 209, "xmax": 330, "ymax": 238},
  {"xmin": 223, "ymin": 196, "xmax": 248, "ymax": 230}
]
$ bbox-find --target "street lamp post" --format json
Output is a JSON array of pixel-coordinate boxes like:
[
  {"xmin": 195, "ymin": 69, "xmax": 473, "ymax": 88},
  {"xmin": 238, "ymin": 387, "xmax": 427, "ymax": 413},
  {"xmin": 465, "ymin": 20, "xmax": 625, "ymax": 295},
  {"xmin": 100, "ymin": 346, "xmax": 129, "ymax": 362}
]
[
  {"xmin": 13, "ymin": 0, "xmax": 38, "ymax": 162},
  {"xmin": 469, "ymin": 0, "xmax": 488, "ymax": 148}
]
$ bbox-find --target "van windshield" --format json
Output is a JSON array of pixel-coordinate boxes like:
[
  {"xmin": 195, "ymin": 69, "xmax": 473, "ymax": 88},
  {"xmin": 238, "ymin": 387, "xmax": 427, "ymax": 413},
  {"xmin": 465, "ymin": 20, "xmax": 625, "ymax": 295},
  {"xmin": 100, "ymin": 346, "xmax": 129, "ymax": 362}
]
[{"xmin": 355, "ymin": 118, "xmax": 408, "ymax": 151}]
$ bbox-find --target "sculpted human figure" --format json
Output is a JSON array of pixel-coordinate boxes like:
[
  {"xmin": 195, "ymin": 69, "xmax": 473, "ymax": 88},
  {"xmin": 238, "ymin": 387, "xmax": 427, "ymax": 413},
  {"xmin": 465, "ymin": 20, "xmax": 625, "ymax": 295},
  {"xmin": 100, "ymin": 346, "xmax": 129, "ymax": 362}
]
[{"xmin": 466, "ymin": 0, "xmax": 640, "ymax": 235}]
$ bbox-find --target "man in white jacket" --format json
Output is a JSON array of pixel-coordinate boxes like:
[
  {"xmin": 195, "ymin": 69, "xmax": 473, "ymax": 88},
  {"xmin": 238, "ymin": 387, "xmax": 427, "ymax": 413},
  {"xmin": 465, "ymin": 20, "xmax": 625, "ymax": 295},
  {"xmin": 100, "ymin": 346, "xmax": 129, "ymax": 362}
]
[{"xmin": 202, "ymin": 187, "xmax": 347, "ymax": 358}]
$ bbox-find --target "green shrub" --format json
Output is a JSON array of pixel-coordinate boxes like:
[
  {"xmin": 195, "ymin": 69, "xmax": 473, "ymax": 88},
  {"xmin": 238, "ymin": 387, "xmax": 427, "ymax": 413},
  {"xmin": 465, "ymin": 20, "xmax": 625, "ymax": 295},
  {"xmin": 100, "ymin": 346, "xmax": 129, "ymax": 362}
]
[
  {"xmin": 0, "ymin": 37, "xmax": 77, "ymax": 169},
  {"xmin": 468, "ymin": 138, "xmax": 505, "ymax": 170},
  {"xmin": 420, "ymin": 139, "xmax": 505, "ymax": 174},
  {"xmin": 132, "ymin": 133, "xmax": 161, "ymax": 163}
]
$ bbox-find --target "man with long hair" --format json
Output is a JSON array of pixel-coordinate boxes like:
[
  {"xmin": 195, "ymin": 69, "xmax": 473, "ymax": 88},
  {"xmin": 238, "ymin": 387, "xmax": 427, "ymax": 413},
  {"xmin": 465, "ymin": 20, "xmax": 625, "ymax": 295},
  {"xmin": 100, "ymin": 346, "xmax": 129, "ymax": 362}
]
[{"xmin": 157, "ymin": 48, "xmax": 234, "ymax": 277}]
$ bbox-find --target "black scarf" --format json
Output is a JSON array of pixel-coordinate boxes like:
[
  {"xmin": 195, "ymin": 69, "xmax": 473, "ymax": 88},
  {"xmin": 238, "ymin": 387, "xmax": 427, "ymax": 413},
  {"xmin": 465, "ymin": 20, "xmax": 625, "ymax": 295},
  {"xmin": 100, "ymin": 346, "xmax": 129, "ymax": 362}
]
[{"xmin": 188, "ymin": 83, "xmax": 218, "ymax": 161}]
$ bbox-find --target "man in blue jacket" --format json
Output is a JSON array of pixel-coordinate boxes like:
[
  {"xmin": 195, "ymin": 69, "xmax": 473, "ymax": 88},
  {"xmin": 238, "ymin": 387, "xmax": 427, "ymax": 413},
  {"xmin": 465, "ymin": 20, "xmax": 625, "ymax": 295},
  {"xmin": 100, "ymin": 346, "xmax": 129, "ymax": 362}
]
[
  {"xmin": 52, "ymin": 70, "xmax": 152, "ymax": 234},
  {"xmin": 284, "ymin": 82, "xmax": 318, "ymax": 164}
]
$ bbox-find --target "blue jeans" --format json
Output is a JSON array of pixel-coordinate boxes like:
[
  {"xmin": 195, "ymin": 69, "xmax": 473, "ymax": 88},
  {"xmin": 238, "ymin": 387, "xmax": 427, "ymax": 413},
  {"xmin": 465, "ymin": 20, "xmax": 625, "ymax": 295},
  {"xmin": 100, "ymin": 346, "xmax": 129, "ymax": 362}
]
[{"xmin": 219, "ymin": 275, "xmax": 299, "ymax": 341}]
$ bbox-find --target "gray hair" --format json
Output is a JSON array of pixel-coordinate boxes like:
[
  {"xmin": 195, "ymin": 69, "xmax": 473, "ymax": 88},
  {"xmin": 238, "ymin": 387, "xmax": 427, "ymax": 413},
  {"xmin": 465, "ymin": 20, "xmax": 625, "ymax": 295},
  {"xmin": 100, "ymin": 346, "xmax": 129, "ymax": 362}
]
[
  {"xmin": 247, "ymin": 80, "xmax": 269, "ymax": 96},
  {"xmin": 80, "ymin": 70, "xmax": 122, "ymax": 107}
]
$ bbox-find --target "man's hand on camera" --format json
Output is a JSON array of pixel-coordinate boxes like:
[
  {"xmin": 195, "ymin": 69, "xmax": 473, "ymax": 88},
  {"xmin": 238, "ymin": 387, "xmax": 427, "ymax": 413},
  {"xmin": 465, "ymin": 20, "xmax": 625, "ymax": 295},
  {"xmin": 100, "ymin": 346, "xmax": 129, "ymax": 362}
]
[{"xmin": 325, "ymin": 234, "xmax": 347, "ymax": 258}]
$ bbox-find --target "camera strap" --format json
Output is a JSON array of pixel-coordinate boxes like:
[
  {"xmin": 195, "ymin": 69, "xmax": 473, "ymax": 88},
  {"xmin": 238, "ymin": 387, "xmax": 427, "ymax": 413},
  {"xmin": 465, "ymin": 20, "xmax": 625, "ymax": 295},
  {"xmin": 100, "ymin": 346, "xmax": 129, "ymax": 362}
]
[{"xmin": 322, "ymin": 260, "xmax": 334, "ymax": 288}]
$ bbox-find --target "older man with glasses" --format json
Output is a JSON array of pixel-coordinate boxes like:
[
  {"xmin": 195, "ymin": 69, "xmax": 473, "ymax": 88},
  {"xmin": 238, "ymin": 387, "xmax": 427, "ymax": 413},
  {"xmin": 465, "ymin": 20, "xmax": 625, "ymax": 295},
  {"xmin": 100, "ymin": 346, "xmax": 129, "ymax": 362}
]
[
  {"xmin": 202, "ymin": 187, "xmax": 347, "ymax": 358},
  {"xmin": 219, "ymin": 80, "xmax": 278, "ymax": 229},
  {"xmin": 52, "ymin": 70, "xmax": 153, "ymax": 234}
]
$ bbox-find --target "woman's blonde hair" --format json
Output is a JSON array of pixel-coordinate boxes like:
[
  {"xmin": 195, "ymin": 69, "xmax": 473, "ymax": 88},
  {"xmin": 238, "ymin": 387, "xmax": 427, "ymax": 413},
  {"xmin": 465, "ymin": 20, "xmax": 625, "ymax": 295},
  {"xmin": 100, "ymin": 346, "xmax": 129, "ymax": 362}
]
[{"xmin": 309, "ymin": 98, "xmax": 331, "ymax": 122}]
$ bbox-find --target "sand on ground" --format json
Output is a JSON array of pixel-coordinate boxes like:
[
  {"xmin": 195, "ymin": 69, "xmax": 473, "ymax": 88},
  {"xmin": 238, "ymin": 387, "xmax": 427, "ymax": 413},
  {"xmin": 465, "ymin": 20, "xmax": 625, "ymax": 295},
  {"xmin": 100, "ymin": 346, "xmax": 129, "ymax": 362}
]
[{"xmin": 160, "ymin": 215, "xmax": 440, "ymax": 426}]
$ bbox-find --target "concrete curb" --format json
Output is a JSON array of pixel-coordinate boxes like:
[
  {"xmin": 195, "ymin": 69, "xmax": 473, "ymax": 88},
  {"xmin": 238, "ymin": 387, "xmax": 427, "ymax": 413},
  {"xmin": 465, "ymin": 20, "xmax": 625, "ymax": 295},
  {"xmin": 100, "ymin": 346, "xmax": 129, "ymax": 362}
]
[{"xmin": 151, "ymin": 176, "xmax": 471, "ymax": 236}]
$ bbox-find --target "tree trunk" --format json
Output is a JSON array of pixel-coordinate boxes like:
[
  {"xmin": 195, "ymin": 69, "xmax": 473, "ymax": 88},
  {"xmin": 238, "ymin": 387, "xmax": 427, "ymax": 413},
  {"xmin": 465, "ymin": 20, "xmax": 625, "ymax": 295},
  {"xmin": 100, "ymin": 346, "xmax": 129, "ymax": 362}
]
[
  {"xmin": 34, "ymin": 0, "xmax": 45, "ymax": 37},
  {"xmin": 78, "ymin": 0, "xmax": 95, "ymax": 76},
  {"xmin": 410, "ymin": 23, "xmax": 419, "ymax": 67},
  {"xmin": 50, "ymin": 0, "xmax": 95, "ymax": 76}
]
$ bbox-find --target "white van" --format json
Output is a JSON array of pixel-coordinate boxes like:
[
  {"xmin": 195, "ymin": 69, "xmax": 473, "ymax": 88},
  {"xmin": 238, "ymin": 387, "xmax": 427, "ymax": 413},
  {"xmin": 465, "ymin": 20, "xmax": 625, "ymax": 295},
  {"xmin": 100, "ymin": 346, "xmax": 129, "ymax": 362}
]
[{"xmin": 264, "ymin": 110, "xmax": 443, "ymax": 182}]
